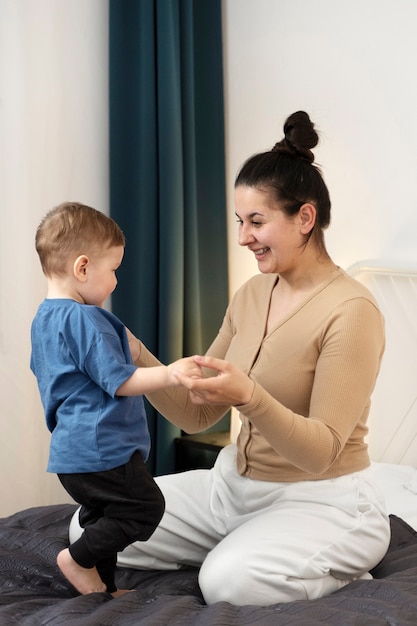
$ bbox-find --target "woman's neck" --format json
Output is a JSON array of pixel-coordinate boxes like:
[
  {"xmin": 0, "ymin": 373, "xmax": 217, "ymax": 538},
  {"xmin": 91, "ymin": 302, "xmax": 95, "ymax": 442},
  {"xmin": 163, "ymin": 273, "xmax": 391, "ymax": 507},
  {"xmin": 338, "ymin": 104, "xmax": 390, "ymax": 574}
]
[{"xmin": 277, "ymin": 253, "xmax": 337, "ymax": 295}]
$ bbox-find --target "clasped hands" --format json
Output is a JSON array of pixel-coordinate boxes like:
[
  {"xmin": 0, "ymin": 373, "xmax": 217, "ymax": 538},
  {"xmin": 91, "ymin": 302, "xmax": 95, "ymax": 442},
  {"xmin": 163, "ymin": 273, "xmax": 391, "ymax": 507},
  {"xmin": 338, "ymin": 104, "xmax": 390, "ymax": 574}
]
[
  {"xmin": 170, "ymin": 355, "xmax": 255, "ymax": 407},
  {"xmin": 125, "ymin": 326, "xmax": 254, "ymax": 407}
]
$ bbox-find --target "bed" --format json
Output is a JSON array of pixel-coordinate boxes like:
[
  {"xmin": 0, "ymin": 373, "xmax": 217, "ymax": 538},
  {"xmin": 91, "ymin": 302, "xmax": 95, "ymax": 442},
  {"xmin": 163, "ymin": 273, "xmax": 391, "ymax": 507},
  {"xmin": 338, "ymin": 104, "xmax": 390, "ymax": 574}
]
[{"xmin": 1, "ymin": 262, "xmax": 417, "ymax": 625}]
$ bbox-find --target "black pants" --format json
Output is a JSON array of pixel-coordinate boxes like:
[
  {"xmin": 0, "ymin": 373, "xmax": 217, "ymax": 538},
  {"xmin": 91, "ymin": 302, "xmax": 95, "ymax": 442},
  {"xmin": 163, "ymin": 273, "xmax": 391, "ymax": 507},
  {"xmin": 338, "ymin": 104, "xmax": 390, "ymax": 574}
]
[{"xmin": 58, "ymin": 450, "xmax": 165, "ymax": 593}]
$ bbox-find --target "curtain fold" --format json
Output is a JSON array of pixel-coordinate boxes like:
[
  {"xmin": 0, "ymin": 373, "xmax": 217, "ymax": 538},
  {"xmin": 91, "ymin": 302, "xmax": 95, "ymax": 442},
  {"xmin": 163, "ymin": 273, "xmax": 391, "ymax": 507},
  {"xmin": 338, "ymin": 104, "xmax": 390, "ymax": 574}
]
[{"xmin": 109, "ymin": 0, "xmax": 229, "ymax": 475}]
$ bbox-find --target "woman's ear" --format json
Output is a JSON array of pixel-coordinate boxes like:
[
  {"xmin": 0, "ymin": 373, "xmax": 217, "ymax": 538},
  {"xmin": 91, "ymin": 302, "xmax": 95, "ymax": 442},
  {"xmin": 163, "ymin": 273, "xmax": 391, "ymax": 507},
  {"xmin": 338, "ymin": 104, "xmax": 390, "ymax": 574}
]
[
  {"xmin": 299, "ymin": 203, "xmax": 316, "ymax": 234},
  {"xmin": 73, "ymin": 255, "xmax": 89, "ymax": 282}
]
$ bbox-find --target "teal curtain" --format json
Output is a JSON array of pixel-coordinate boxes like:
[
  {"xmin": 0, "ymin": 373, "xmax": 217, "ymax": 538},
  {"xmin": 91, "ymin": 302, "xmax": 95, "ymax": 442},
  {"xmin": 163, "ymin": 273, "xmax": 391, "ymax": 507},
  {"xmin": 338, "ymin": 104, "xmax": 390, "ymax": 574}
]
[{"xmin": 109, "ymin": 0, "xmax": 229, "ymax": 475}]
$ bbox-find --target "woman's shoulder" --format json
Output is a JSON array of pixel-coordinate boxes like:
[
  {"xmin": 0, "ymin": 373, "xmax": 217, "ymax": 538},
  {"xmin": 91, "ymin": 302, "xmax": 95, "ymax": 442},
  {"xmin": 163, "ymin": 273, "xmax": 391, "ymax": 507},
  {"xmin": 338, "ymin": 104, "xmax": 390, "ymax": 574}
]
[
  {"xmin": 316, "ymin": 269, "xmax": 383, "ymax": 329},
  {"xmin": 331, "ymin": 268, "xmax": 379, "ymax": 307}
]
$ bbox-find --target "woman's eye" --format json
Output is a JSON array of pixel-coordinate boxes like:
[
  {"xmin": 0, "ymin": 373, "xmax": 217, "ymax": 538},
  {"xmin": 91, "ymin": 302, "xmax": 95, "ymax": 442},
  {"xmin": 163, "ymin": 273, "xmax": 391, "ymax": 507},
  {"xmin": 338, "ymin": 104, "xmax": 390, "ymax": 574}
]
[{"xmin": 235, "ymin": 217, "xmax": 263, "ymax": 227}]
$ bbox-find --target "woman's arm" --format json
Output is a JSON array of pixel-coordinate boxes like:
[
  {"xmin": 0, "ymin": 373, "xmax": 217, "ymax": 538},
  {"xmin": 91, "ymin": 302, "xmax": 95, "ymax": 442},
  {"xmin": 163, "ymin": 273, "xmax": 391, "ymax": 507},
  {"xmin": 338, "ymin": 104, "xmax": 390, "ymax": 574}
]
[{"xmin": 176, "ymin": 298, "xmax": 384, "ymax": 474}]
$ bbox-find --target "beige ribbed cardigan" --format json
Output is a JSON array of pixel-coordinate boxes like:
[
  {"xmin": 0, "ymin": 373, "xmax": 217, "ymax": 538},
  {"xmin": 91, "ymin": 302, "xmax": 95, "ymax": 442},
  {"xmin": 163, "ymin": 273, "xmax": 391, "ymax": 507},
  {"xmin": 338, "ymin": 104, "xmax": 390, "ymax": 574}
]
[{"xmin": 136, "ymin": 268, "xmax": 385, "ymax": 482}]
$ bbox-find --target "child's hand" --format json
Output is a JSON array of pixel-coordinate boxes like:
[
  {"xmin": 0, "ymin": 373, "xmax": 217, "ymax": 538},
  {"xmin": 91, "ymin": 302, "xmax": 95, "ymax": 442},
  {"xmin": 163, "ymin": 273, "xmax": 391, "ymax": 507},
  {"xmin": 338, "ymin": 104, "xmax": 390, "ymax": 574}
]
[
  {"xmin": 168, "ymin": 356, "xmax": 203, "ymax": 385},
  {"xmin": 171, "ymin": 355, "xmax": 255, "ymax": 406}
]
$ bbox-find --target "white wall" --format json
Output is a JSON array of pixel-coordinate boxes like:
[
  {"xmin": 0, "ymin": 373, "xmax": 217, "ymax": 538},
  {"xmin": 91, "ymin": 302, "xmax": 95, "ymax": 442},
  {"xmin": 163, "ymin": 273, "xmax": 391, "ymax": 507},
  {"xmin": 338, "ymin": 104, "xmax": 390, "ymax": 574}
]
[
  {"xmin": 222, "ymin": 0, "xmax": 417, "ymax": 295},
  {"xmin": 0, "ymin": 0, "xmax": 109, "ymax": 516}
]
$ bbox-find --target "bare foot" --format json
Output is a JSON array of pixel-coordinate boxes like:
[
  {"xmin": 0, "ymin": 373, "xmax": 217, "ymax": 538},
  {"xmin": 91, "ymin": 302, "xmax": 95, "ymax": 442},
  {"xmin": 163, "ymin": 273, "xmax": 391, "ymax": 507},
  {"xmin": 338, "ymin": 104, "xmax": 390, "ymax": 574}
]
[
  {"xmin": 111, "ymin": 589, "xmax": 134, "ymax": 598},
  {"xmin": 57, "ymin": 548, "xmax": 106, "ymax": 594}
]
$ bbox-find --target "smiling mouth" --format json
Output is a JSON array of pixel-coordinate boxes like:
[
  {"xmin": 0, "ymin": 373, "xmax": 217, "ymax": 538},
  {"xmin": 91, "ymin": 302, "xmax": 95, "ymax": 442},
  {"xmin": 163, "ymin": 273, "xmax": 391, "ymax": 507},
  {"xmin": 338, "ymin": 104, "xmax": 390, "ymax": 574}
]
[{"xmin": 253, "ymin": 247, "xmax": 270, "ymax": 257}]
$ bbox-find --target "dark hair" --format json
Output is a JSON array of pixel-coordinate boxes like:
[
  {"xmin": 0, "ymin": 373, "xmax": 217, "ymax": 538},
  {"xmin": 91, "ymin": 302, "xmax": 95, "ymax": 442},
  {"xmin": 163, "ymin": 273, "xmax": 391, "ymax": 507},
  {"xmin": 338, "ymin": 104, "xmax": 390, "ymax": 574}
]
[{"xmin": 235, "ymin": 111, "xmax": 331, "ymax": 252}]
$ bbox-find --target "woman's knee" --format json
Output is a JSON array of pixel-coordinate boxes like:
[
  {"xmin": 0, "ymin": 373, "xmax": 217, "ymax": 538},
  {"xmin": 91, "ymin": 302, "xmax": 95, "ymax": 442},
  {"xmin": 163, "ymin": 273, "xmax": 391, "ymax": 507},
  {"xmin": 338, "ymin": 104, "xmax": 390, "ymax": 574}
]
[
  {"xmin": 198, "ymin": 547, "xmax": 288, "ymax": 606},
  {"xmin": 198, "ymin": 546, "xmax": 325, "ymax": 606},
  {"xmin": 199, "ymin": 549, "xmax": 245, "ymax": 605},
  {"xmin": 199, "ymin": 552, "xmax": 295, "ymax": 606}
]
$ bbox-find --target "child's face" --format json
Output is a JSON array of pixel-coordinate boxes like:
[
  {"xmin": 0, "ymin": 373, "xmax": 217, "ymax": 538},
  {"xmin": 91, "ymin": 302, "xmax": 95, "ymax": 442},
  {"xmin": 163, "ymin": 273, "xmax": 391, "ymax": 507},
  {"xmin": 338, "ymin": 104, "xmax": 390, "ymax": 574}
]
[{"xmin": 82, "ymin": 245, "xmax": 124, "ymax": 307}]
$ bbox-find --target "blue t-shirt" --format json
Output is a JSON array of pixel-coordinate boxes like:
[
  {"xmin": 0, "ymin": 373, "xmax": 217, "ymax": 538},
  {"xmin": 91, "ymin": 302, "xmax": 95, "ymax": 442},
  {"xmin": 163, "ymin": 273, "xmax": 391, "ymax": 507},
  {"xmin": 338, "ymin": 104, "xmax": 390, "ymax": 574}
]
[{"xmin": 30, "ymin": 299, "xmax": 150, "ymax": 473}]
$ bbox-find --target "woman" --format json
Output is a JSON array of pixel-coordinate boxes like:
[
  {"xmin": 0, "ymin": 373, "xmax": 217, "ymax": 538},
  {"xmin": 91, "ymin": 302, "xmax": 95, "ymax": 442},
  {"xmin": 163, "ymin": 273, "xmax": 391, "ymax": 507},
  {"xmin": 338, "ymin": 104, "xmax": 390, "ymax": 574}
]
[{"xmin": 71, "ymin": 111, "xmax": 390, "ymax": 606}]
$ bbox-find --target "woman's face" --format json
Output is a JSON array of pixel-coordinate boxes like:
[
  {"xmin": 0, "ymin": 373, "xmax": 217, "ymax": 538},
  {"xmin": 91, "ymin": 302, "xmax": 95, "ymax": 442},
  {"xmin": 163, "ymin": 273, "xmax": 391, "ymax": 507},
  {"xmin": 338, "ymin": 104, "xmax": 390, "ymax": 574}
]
[{"xmin": 234, "ymin": 185, "xmax": 310, "ymax": 275}]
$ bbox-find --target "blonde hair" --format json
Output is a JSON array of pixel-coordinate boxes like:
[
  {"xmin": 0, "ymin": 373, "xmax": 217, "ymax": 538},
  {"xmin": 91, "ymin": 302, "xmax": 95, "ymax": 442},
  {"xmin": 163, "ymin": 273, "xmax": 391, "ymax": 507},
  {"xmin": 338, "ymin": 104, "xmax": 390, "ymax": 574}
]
[{"xmin": 35, "ymin": 202, "xmax": 125, "ymax": 276}]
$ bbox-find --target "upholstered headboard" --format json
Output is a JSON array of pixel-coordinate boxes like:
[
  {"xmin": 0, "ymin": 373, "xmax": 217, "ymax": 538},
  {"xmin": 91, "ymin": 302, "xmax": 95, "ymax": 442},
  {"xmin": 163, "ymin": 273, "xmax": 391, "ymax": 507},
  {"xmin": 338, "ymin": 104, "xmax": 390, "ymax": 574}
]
[{"xmin": 348, "ymin": 261, "xmax": 417, "ymax": 465}]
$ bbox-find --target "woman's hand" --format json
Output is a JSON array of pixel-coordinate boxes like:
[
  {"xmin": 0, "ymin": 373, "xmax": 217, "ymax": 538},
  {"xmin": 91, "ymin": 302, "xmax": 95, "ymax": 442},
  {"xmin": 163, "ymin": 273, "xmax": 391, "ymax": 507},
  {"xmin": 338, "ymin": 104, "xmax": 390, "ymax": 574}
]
[{"xmin": 173, "ymin": 355, "xmax": 255, "ymax": 406}]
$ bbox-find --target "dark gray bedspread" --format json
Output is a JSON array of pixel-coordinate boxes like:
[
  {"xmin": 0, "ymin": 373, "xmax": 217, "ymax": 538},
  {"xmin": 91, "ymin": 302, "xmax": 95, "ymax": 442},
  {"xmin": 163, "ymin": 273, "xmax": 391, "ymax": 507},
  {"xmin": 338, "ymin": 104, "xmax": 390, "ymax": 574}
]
[{"xmin": 1, "ymin": 504, "xmax": 417, "ymax": 625}]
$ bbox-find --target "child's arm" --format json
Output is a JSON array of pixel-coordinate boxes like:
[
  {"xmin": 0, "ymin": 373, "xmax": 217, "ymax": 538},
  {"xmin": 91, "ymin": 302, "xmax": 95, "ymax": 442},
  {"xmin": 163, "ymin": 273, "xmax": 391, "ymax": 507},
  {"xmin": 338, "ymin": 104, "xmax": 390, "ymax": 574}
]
[{"xmin": 115, "ymin": 356, "xmax": 202, "ymax": 397}]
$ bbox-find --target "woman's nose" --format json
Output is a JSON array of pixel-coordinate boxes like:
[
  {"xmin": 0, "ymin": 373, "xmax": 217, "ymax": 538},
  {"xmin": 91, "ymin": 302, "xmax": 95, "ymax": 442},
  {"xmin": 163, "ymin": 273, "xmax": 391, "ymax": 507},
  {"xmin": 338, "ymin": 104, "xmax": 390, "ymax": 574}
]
[{"xmin": 238, "ymin": 224, "xmax": 254, "ymax": 247}]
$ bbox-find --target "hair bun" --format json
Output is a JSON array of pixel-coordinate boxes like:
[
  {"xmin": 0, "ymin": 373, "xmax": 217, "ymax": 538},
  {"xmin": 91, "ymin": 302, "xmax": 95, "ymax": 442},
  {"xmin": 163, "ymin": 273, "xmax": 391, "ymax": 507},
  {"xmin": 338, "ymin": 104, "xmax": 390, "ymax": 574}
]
[{"xmin": 272, "ymin": 111, "xmax": 318, "ymax": 163}]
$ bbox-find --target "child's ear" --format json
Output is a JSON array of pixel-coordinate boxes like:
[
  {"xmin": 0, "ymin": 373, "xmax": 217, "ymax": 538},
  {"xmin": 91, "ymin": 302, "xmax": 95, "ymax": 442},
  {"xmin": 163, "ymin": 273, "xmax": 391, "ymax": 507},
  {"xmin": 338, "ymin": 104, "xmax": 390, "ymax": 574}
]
[{"xmin": 73, "ymin": 255, "xmax": 89, "ymax": 281}]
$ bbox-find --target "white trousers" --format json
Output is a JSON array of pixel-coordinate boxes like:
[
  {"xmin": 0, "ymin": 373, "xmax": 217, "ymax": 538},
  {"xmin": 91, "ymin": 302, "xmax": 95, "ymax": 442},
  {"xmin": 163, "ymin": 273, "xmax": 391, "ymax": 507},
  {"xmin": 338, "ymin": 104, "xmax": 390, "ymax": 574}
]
[{"xmin": 69, "ymin": 444, "xmax": 390, "ymax": 606}]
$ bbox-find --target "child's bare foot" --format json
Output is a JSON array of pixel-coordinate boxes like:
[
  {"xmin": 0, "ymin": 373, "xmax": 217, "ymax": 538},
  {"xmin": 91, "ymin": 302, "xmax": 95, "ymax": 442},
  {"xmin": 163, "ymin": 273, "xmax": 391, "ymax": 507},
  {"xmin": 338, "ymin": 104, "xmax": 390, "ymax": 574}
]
[
  {"xmin": 57, "ymin": 548, "xmax": 106, "ymax": 594},
  {"xmin": 111, "ymin": 589, "xmax": 134, "ymax": 598}
]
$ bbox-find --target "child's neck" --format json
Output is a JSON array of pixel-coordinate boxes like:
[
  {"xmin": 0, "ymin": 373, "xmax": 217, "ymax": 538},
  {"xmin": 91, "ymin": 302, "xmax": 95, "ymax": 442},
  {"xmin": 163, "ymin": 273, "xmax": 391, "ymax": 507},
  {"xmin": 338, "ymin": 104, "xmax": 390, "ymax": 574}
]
[{"xmin": 46, "ymin": 277, "xmax": 84, "ymax": 303}]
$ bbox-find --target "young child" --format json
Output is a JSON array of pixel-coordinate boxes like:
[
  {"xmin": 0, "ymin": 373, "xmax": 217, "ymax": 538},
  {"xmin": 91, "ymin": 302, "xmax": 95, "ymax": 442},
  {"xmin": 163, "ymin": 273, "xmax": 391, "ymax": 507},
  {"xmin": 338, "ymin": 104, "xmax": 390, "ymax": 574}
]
[{"xmin": 30, "ymin": 202, "xmax": 201, "ymax": 597}]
